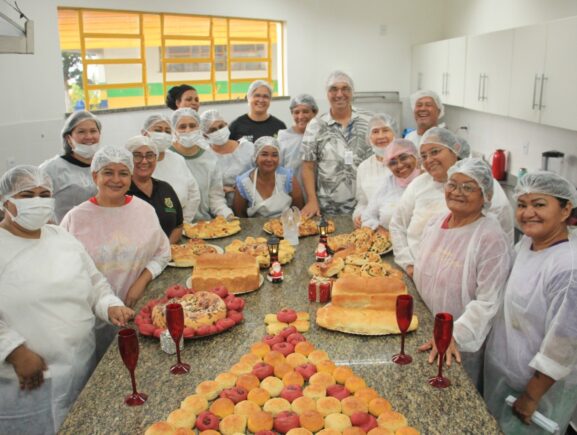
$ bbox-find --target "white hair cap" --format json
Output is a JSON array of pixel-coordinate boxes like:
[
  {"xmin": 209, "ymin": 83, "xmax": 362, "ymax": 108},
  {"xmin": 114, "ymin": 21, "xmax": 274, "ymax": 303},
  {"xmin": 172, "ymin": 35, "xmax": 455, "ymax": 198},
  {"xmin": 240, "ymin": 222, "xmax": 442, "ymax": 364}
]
[
  {"xmin": 367, "ymin": 113, "xmax": 399, "ymax": 143},
  {"xmin": 91, "ymin": 146, "xmax": 134, "ymax": 174},
  {"xmin": 200, "ymin": 109, "xmax": 226, "ymax": 134},
  {"xmin": 0, "ymin": 165, "xmax": 53, "ymax": 203},
  {"xmin": 421, "ymin": 127, "xmax": 468, "ymax": 159},
  {"xmin": 289, "ymin": 94, "xmax": 318, "ymax": 113},
  {"xmin": 142, "ymin": 114, "xmax": 171, "ymax": 133},
  {"xmin": 247, "ymin": 80, "xmax": 273, "ymax": 98},
  {"xmin": 448, "ymin": 157, "xmax": 494, "ymax": 208},
  {"xmin": 171, "ymin": 108, "xmax": 200, "ymax": 129},
  {"xmin": 326, "ymin": 70, "xmax": 354, "ymax": 91},
  {"xmin": 253, "ymin": 136, "xmax": 281, "ymax": 164},
  {"xmin": 410, "ymin": 90, "xmax": 445, "ymax": 119},
  {"xmin": 384, "ymin": 138, "xmax": 419, "ymax": 164},
  {"xmin": 124, "ymin": 135, "xmax": 158, "ymax": 155},
  {"xmin": 514, "ymin": 171, "xmax": 577, "ymax": 206}
]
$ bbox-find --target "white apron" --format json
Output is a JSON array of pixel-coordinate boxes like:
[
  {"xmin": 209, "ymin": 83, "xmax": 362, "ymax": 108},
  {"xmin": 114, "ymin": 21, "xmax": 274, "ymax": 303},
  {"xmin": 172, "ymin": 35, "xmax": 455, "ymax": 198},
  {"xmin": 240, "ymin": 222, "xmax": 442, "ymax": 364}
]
[{"xmin": 247, "ymin": 169, "xmax": 292, "ymax": 218}]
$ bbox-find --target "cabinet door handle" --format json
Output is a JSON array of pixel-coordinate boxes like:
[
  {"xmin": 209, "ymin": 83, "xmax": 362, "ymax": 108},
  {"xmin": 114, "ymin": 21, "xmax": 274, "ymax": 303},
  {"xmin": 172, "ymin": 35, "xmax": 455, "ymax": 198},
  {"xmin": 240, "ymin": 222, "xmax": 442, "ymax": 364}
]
[
  {"xmin": 478, "ymin": 74, "xmax": 483, "ymax": 101},
  {"xmin": 539, "ymin": 74, "xmax": 547, "ymax": 110},
  {"xmin": 445, "ymin": 73, "xmax": 450, "ymax": 96},
  {"xmin": 532, "ymin": 74, "xmax": 540, "ymax": 110},
  {"xmin": 481, "ymin": 74, "xmax": 487, "ymax": 101},
  {"xmin": 418, "ymin": 72, "xmax": 422, "ymax": 90}
]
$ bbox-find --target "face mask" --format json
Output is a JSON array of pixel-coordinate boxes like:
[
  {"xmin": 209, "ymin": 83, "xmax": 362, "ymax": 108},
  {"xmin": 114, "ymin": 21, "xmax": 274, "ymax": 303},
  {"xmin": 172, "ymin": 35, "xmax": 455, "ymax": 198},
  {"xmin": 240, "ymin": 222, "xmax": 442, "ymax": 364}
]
[
  {"xmin": 371, "ymin": 145, "xmax": 387, "ymax": 157},
  {"xmin": 177, "ymin": 131, "xmax": 206, "ymax": 149},
  {"xmin": 71, "ymin": 139, "xmax": 100, "ymax": 159},
  {"xmin": 149, "ymin": 132, "xmax": 172, "ymax": 152},
  {"xmin": 207, "ymin": 127, "xmax": 231, "ymax": 146},
  {"xmin": 7, "ymin": 197, "xmax": 55, "ymax": 231}
]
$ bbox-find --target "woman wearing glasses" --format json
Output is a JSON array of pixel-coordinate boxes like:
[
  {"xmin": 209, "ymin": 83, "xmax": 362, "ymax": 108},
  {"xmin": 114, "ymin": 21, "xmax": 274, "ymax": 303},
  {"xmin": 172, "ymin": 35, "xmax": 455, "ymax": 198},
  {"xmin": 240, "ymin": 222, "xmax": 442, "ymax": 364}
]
[
  {"xmin": 360, "ymin": 138, "xmax": 420, "ymax": 230},
  {"xmin": 413, "ymin": 158, "xmax": 512, "ymax": 390},
  {"xmin": 389, "ymin": 127, "xmax": 514, "ymax": 278}
]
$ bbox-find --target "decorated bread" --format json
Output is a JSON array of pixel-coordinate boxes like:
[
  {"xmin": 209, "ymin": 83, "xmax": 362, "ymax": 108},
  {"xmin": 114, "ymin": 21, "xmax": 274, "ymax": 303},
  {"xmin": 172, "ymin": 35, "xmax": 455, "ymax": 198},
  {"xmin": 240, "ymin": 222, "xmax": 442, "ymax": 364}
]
[
  {"xmin": 171, "ymin": 239, "xmax": 218, "ymax": 267},
  {"xmin": 225, "ymin": 237, "xmax": 295, "ymax": 268},
  {"xmin": 183, "ymin": 216, "xmax": 241, "ymax": 239},
  {"xmin": 264, "ymin": 217, "xmax": 336, "ymax": 237},
  {"xmin": 151, "ymin": 291, "xmax": 226, "ymax": 330},
  {"xmin": 192, "ymin": 253, "xmax": 260, "ymax": 294}
]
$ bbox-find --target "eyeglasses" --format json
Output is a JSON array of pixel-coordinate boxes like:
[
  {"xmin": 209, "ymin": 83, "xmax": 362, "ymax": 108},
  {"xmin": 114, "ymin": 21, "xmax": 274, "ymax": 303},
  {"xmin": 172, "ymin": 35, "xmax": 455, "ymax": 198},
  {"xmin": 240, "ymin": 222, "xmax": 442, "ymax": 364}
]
[
  {"xmin": 132, "ymin": 152, "xmax": 156, "ymax": 162},
  {"xmin": 328, "ymin": 86, "xmax": 352, "ymax": 95},
  {"xmin": 420, "ymin": 147, "xmax": 445, "ymax": 161},
  {"xmin": 444, "ymin": 181, "xmax": 480, "ymax": 195},
  {"xmin": 388, "ymin": 153, "xmax": 413, "ymax": 168}
]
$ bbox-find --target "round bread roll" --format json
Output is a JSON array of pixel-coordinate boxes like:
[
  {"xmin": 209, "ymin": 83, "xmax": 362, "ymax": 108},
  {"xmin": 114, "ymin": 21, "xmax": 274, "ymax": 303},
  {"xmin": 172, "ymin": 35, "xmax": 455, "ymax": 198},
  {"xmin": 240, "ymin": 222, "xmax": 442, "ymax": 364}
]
[
  {"xmin": 324, "ymin": 413, "xmax": 352, "ymax": 431},
  {"xmin": 236, "ymin": 373, "xmax": 260, "ymax": 392},
  {"xmin": 291, "ymin": 396, "xmax": 317, "ymax": 415},
  {"xmin": 377, "ymin": 411, "xmax": 407, "ymax": 431},
  {"xmin": 396, "ymin": 427, "xmax": 420, "ymax": 434},
  {"xmin": 167, "ymin": 408, "xmax": 196, "ymax": 429},
  {"xmin": 316, "ymin": 429, "xmax": 341, "ymax": 435},
  {"xmin": 286, "ymin": 352, "xmax": 308, "ymax": 368},
  {"xmin": 215, "ymin": 372, "xmax": 238, "ymax": 389},
  {"xmin": 180, "ymin": 394, "xmax": 209, "ymax": 414},
  {"xmin": 294, "ymin": 341, "xmax": 315, "ymax": 356},
  {"xmin": 198, "ymin": 430, "xmax": 220, "ymax": 435},
  {"xmin": 260, "ymin": 376, "xmax": 284, "ymax": 397},
  {"xmin": 230, "ymin": 362, "xmax": 253, "ymax": 376},
  {"xmin": 308, "ymin": 350, "xmax": 329, "ymax": 365},
  {"xmin": 344, "ymin": 375, "xmax": 367, "ymax": 393},
  {"xmin": 240, "ymin": 353, "xmax": 262, "ymax": 367},
  {"xmin": 286, "ymin": 429, "xmax": 313, "ymax": 435},
  {"xmin": 341, "ymin": 396, "xmax": 369, "ymax": 416},
  {"xmin": 367, "ymin": 428, "xmax": 394, "ymax": 435},
  {"xmin": 303, "ymin": 384, "xmax": 326, "ymax": 400},
  {"xmin": 209, "ymin": 397, "xmax": 235, "ymax": 418},
  {"xmin": 219, "ymin": 414, "xmax": 247, "ymax": 435},
  {"xmin": 195, "ymin": 380, "xmax": 222, "ymax": 400},
  {"xmin": 315, "ymin": 359, "xmax": 336, "ymax": 375},
  {"xmin": 144, "ymin": 421, "xmax": 176, "ymax": 435},
  {"xmin": 309, "ymin": 372, "xmax": 336, "ymax": 389},
  {"xmin": 263, "ymin": 397, "xmax": 292, "ymax": 417},
  {"xmin": 233, "ymin": 399, "xmax": 261, "ymax": 417},
  {"xmin": 298, "ymin": 409, "xmax": 325, "ymax": 432},
  {"xmin": 354, "ymin": 387, "xmax": 379, "ymax": 405},
  {"xmin": 248, "ymin": 387, "xmax": 270, "ymax": 406},
  {"xmin": 282, "ymin": 371, "xmax": 305, "ymax": 387},
  {"xmin": 264, "ymin": 313, "xmax": 278, "ymax": 324},
  {"xmin": 263, "ymin": 350, "xmax": 286, "ymax": 366},
  {"xmin": 251, "ymin": 342, "xmax": 271, "ymax": 358},
  {"xmin": 247, "ymin": 410, "xmax": 274, "ymax": 433},
  {"xmin": 343, "ymin": 428, "xmax": 367, "ymax": 435},
  {"xmin": 316, "ymin": 396, "xmax": 341, "ymax": 416},
  {"xmin": 266, "ymin": 322, "xmax": 288, "ymax": 335},
  {"xmin": 273, "ymin": 361, "xmax": 294, "ymax": 379},
  {"xmin": 292, "ymin": 319, "xmax": 310, "ymax": 332},
  {"xmin": 333, "ymin": 366, "xmax": 354, "ymax": 384},
  {"xmin": 368, "ymin": 397, "xmax": 391, "ymax": 417},
  {"xmin": 296, "ymin": 311, "xmax": 310, "ymax": 321}
]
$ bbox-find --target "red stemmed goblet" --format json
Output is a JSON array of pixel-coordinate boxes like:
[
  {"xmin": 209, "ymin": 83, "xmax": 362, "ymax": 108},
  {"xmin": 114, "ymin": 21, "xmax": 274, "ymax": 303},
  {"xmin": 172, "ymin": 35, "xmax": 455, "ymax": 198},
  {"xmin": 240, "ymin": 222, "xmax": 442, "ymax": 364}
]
[
  {"xmin": 118, "ymin": 328, "xmax": 148, "ymax": 405},
  {"xmin": 428, "ymin": 312, "xmax": 454, "ymax": 388},
  {"xmin": 165, "ymin": 303, "xmax": 190, "ymax": 374},
  {"xmin": 392, "ymin": 294, "xmax": 413, "ymax": 365}
]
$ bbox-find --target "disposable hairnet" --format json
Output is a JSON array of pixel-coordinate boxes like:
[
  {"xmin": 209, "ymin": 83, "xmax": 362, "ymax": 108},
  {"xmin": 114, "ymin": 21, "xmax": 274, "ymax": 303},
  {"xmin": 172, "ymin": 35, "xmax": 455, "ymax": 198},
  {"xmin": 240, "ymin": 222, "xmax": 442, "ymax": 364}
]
[
  {"xmin": 367, "ymin": 113, "xmax": 399, "ymax": 143},
  {"xmin": 289, "ymin": 94, "xmax": 318, "ymax": 113},
  {"xmin": 200, "ymin": 109, "xmax": 225, "ymax": 133},
  {"xmin": 326, "ymin": 70, "xmax": 354, "ymax": 91},
  {"xmin": 247, "ymin": 80, "xmax": 273, "ymax": 98},
  {"xmin": 410, "ymin": 90, "xmax": 445, "ymax": 119},
  {"xmin": 253, "ymin": 136, "xmax": 280, "ymax": 164},
  {"xmin": 124, "ymin": 135, "xmax": 158, "ymax": 155},
  {"xmin": 514, "ymin": 171, "xmax": 577, "ymax": 207},
  {"xmin": 421, "ymin": 127, "xmax": 468, "ymax": 159},
  {"xmin": 91, "ymin": 146, "xmax": 134, "ymax": 174},
  {"xmin": 171, "ymin": 108, "xmax": 200, "ymax": 130},
  {"xmin": 142, "ymin": 114, "xmax": 171, "ymax": 133},
  {"xmin": 166, "ymin": 84, "xmax": 196, "ymax": 110},
  {"xmin": 384, "ymin": 138, "xmax": 419, "ymax": 164},
  {"xmin": 0, "ymin": 165, "xmax": 53, "ymax": 203},
  {"xmin": 448, "ymin": 157, "xmax": 494, "ymax": 207},
  {"xmin": 61, "ymin": 111, "xmax": 102, "ymax": 151},
  {"xmin": 457, "ymin": 136, "xmax": 471, "ymax": 159}
]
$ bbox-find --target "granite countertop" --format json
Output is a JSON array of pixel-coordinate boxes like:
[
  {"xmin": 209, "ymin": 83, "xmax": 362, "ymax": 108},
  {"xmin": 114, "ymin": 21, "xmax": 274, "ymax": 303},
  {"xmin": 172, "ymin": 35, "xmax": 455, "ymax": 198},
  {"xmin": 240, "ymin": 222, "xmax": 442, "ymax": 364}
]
[{"xmin": 59, "ymin": 216, "xmax": 502, "ymax": 435}]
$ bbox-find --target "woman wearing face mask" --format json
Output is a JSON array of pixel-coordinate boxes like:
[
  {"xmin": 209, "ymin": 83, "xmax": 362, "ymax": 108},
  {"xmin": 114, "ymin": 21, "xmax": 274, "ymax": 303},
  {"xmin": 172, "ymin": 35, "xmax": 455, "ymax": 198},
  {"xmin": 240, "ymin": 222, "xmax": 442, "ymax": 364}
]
[
  {"xmin": 200, "ymin": 109, "xmax": 255, "ymax": 207},
  {"xmin": 60, "ymin": 147, "xmax": 170, "ymax": 360},
  {"xmin": 361, "ymin": 138, "xmax": 421, "ymax": 230},
  {"xmin": 0, "ymin": 165, "xmax": 133, "ymax": 435},
  {"xmin": 39, "ymin": 111, "xmax": 102, "ymax": 223},
  {"xmin": 233, "ymin": 136, "xmax": 304, "ymax": 218},
  {"xmin": 141, "ymin": 114, "xmax": 201, "ymax": 223},
  {"xmin": 353, "ymin": 113, "xmax": 399, "ymax": 227},
  {"xmin": 171, "ymin": 109, "xmax": 233, "ymax": 220},
  {"xmin": 165, "ymin": 84, "xmax": 200, "ymax": 111},
  {"xmin": 125, "ymin": 135, "xmax": 183, "ymax": 244}
]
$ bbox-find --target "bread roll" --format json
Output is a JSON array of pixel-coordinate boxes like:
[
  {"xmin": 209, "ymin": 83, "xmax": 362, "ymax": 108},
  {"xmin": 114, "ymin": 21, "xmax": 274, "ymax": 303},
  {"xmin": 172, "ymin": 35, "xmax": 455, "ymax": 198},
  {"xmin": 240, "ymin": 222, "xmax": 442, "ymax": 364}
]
[
  {"xmin": 316, "ymin": 397, "xmax": 341, "ymax": 416},
  {"xmin": 144, "ymin": 421, "xmax": 176, "ymax": 435},
  {"xmin": 180, "ymin": 394, "xmax": 209, "ymax": 414},
  {"xmin": 195, "ymin": 381, "xmax": 221, "ymax": 400},
  {"xmin": 291, "ymin": 396, "xmax": 317, "ymax": 415},
  {"xmin": 263, "ymin": 397, "xmax": 291, "ymax": 416},
  {"xmin": 209, "ymin": 397, "xmax": 235, "ymax": 418},
  {"xmin": 219, "ymin": 414, "xmax": 247, "ymax": 435},
  {"xmin": 247, "ymin": 410, "xmax": 274, "ymax": 432},
  {"xmin": 298, "ymin": 410, "xmax": 325, "ymax": 432},
  {"xmin": 324, "ymin": 413, "xmax": 352, "ymax": 431},
  {"xmin": 377, "ymin": 411, "xmax": 407, "ymax": 431}
]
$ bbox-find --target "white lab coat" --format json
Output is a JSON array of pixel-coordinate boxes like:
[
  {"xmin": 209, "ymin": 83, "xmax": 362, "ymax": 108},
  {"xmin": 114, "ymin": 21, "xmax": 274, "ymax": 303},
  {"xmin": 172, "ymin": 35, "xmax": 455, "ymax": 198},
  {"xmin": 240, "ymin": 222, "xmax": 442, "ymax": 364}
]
[
  {"xmin": 404, "ymin": 130, "xmax": 422, "ymax": 147},
  {"xmin": 414, "ymin": 213, "xmax": 512, "ymax": 387},
  {"xmin": 353, "ymin": 155, "xmax": 391, "ymax": 221},
  {"xmin": 0, "ymin": 225, "xmax": 123, "ymax": 434},
  {"xmin": 153, "ymin": 149, "xmax": 201, "ymax": 222},
  {"xmin": 212, "ymin": 140, "xmax": 255, "ymax": 206},
  {"xmin": 360, "ymin": 172, "xmax": 406, "ymax": 230},
  {"xmin": 389, "ymin": 172, "xmax": 514, "ymax": 271},
  {"xmin": 484, "ymin": 236, "xmax": 577, "ymax": 434}
]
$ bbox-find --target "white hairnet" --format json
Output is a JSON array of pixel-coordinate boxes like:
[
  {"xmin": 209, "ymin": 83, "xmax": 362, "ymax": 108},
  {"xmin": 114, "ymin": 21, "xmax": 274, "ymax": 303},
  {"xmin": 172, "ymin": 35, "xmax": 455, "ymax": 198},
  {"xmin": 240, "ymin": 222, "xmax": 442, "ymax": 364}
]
[
  {"xmin": 289, "ymin": 94, "xmax": 318, "ymax": 113},
  {"xmin": 0, "ymin": 165, "xmax": 53, "ymax": 204},
  {"xmin": 142, "ymin": 114, "xmax": 171, "ymax": 133},
  {"xmin": 367, "ymin": 113, "xmax": 399, "ymax": 143},
  {"xmin": 200, "ymin": 109, "xmax": 225, "ymax": 134},
  {"xmin": 124, "ymin": 135, "xmax": 158, "ymax": 155},
  {"xmin": 457, "ymin": 136, "xmax": 471, "ymax": 159},
  {"xmin": 514, "ymin": 171, "xmax": 577, "ymax": 207},
  {"xmin": 61, "ymin": 111, "xmax": 102, "ymax": 151},
  {"xmin": 448, "ymin": 157, "xmax": 494, "ymax": 207},
  {"xmin": 171, "ymin": 108, "xmax": 200, "ymax": 129},
  {"xmin": 421, "ymin": 127, "xmax": 468, "ymax": 159},
  {"xmin": 253, "ymin": 136, "xmax": 280, "ymax": 164},
  {"xmin": 410, "ymin": 90, "xmax": 445, "ymax": 119},
  {"xmin": 326, "ymin": 70, "xmax": 354, "ymax": 91},
  {"xmin": 384, "ymin": 138, "xmax": 419, "ymax": 164},
  {"xmin": 91, "ymin": 146, "xmax": 134, "ymax": 174},
  {"xmin": 247, "ymin": 80, "xmax": 273, "ymax": 98}
]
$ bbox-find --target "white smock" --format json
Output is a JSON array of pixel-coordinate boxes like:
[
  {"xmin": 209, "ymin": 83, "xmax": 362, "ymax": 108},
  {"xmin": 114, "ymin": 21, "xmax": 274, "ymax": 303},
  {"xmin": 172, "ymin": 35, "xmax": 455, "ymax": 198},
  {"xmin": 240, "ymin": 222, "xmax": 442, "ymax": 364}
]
[
  {"xmin": 414, "ymin": 213, "xmax": 512, "ymax": 388},
  {"xmin": 180, "ymin": 149, "xmax": 232, "ymax": 221},
  {"xmin": 61, "ymin": 197, "xmax": 170, "ymax": 358},
  {"xmin": 360, "ymin": 172, "xmax": 406, "ymax": 230},
  {"xmin": 236, "ymin": 167, "xmax": 293, "ymax": 218},
  {"xmin": 278, "ymin": 128, "xmax": 305, "ymax": 193},
  {"xmin": 0, "ymin": 225, "xmax": 123, "ymax": 435},
  {"xmin": 39, "ymin": 156, "xmax": 97, "ymax": 223},
  {"xmin": 212, "ymin": 139, "xmax": 255, "ymax": 206},
  {"xmin": 389, "ymin": 172, "xmax": 514, "ymax": 271},
  {"xmin": 153, "ymin": 149, "xmax": 201, "ymax": 222},
  {"xmin": 353, "ymin": 155, "xmax": 390, "ymax": 220},
  {"xmin": 404, "ymin": 130, "xmax": 422, "ymax": 147},
  {"xmin": 484, "ymin": 236, "xmax": 577, "ymax": 434}
]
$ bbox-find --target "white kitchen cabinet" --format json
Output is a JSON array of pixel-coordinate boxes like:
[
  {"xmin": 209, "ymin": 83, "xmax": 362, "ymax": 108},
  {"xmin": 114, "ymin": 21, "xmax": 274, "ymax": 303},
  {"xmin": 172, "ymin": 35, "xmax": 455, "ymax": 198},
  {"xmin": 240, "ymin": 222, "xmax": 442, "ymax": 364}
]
[
  {"xmin": 444, "ymin": 37, "xmax": 466, "ymax": 106},
  {"xmin": 464, "ymin": 30, "xmax": 514, "ymax": 116}
]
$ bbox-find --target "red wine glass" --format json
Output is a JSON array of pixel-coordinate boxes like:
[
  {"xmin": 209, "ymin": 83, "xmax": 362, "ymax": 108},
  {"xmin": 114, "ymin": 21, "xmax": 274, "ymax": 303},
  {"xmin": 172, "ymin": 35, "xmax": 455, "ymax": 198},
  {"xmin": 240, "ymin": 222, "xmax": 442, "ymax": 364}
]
[
  {"xmin": 118, "ymin": 328, "xmax": 147, "ymax": 405},
  {"xmin": 392, "ymin": 294, "xmax": 413, "ymax": 365},
  {"xmin": 428, "ymin": 312, "xmax": 454, "ymax": 388},
  {"xmin": 166, "ymin": 303, "xmax": 190, "ymax": 375}
]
